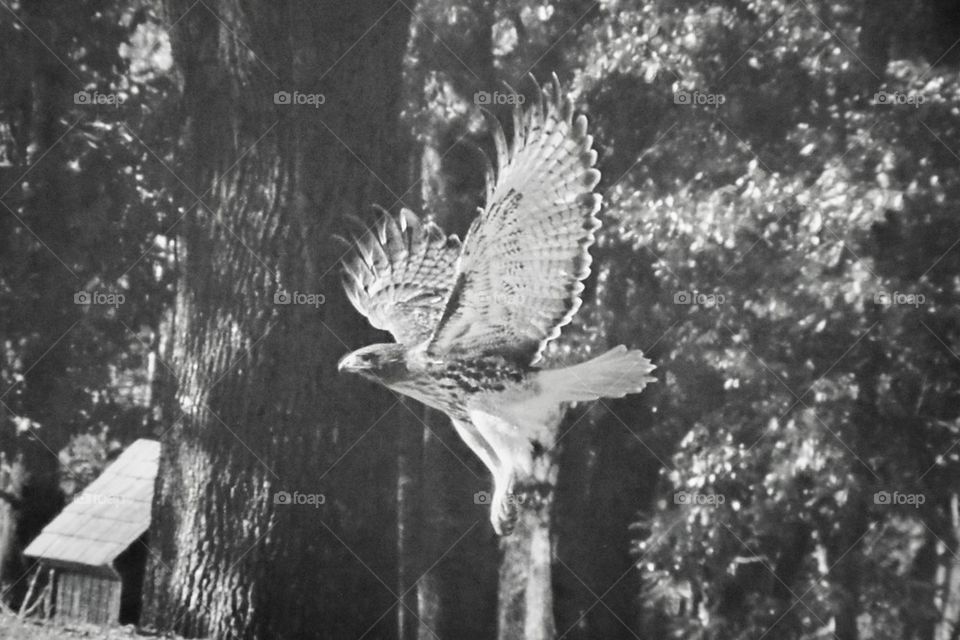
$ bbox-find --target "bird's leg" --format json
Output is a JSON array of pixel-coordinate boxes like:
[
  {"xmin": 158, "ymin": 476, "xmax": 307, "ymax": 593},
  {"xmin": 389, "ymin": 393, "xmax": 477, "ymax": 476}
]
[
  {"xmin": 468, "ymin": 410, "xmax": 544, "ymax": 535},
  {"xmin": 450, "ymin": 418, "xmax": 510, "ymax": 531}
]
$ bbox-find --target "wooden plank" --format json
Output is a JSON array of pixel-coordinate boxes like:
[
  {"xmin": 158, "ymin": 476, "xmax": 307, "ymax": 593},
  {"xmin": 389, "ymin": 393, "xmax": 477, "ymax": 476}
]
[
  {"xmin": 87, "ymin": 575, "xmax": 97, "ymax": 624},
  {"xmin": 109, "ymin": 578, "xmax": 121, "ymax": 625},
  {"xmin": 76, "ymin": 573, "xmax": 87, "ymax": 623},
  {"xmin": 58, "ymin": 571, "xmax": 81, "ymax": 623},
  {"xmin": 54, "ymin": 571, "xmax": 65, "ymax": 620}
]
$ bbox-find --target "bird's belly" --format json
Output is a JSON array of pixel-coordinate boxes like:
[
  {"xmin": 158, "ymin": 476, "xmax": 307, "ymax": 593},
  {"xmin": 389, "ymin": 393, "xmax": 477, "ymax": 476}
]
[{"xmin": 391, "ymin": 357, "xmax": 533, "ymax": 421}]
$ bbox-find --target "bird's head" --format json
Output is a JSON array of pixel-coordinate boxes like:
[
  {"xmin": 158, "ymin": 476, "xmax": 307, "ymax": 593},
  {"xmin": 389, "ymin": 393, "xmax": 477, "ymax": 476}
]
[{"xmin": 337, "ymin": 343, "xmax": 409, "ymax": 385}]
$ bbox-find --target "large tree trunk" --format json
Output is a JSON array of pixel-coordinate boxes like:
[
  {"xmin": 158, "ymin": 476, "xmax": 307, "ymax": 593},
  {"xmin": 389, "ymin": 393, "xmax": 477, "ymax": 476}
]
[{"xmin": 142, "ymin": 2, "xmax": 417, "ymax": 638}]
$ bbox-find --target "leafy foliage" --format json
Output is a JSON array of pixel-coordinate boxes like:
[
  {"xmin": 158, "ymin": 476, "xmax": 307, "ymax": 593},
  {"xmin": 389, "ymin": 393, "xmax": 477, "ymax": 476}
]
[{"xmin": 560, "ymin": 0, "xmax": 960, "ymax": 637}]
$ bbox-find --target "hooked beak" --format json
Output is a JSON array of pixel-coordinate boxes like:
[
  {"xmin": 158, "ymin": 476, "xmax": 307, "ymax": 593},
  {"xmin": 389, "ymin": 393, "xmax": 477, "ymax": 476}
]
[{"xmin": 337, "ymin": 350, "xmax": 364, "ymax": 373}]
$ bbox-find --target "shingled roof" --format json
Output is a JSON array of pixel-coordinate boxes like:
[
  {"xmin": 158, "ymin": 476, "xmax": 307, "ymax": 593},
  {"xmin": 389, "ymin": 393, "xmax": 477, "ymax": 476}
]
[{"xmin": 24, "ymin": 439, "xmax": 160, "ymax": 573}]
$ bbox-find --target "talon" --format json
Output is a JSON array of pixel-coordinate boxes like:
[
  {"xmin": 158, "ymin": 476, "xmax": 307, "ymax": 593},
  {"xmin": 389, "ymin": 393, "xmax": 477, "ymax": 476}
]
[
  {"xmin": 491, "ymin": 486, "xmax": 519, "ymax": 535},
  {"xmin": 494, "ymin": 502, "xmax": 518, "ymax": 535}
]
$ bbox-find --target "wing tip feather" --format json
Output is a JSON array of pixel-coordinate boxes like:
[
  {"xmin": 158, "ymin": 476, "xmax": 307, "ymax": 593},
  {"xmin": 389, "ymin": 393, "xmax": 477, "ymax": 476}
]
[{"xmin": 431, "ymin": 73, "xmax": 605, "ymax": 364}]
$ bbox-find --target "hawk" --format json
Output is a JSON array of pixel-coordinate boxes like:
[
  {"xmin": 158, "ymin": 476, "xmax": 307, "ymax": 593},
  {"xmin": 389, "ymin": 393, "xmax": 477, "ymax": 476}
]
[{"xmin": 337, "ymin": 76, "xmax": 656, "ymax": 534}]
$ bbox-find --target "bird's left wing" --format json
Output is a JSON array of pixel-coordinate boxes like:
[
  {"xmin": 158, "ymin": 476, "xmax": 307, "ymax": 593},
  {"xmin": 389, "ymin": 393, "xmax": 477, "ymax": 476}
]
[
  {"xmin": 428, "ymin": 76, "xmax": 601, "ymax": 365},
  {"xmin": 340, "ymin": 208, "xmax": 462, "ymax": 346}
]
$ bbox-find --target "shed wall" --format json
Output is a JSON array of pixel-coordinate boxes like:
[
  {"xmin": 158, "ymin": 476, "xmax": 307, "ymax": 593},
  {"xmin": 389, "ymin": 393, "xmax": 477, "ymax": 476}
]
[{"xmin": 55, "ymin": 570, "xmax": 121, "ymax": 626}]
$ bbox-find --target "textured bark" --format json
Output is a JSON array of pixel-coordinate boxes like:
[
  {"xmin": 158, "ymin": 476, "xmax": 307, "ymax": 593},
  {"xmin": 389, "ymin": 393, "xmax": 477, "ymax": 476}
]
[{"xmin": 143, "ymin": 1, "xmax": 416, "ymax": 638}]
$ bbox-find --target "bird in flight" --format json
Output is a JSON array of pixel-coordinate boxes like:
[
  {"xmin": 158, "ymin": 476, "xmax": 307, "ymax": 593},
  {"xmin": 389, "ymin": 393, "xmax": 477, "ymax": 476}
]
[{"xmin": 337, "ymin": 76, "xmax": 655, "ymax": 534}]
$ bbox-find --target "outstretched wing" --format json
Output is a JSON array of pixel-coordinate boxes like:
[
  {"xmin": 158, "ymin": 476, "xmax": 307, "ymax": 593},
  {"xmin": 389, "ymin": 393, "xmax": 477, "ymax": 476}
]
[
  {"xmin": 340, "ymin": 208, "xmax": 462, "ymax": 346},
  {"xmin": 428, "ymin": 76, "xmax": 601, "ymax": 365}
]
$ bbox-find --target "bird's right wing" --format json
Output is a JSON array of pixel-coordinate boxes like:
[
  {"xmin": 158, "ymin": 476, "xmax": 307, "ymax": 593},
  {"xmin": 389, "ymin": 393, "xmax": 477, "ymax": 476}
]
[
  {"xmin": 340, "ymin": 209, "xmax": 463, "ymax": 346},
  {"xmin": 427, "ymin": 76, "xmax": 602, "ymax": 365}
]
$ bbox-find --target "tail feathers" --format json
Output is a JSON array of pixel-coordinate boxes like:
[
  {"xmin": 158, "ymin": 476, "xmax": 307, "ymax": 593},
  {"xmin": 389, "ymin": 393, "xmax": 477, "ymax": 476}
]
[{"xmin": 540, "ymin": 345, "xmax": 656, "ymax": 402}]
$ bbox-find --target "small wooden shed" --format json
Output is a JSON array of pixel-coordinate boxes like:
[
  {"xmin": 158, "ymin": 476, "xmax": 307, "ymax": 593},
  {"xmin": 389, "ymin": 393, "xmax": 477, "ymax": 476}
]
[{"xmin": 23, "ymin": 439, "xmax": 160, "ymax": 626}]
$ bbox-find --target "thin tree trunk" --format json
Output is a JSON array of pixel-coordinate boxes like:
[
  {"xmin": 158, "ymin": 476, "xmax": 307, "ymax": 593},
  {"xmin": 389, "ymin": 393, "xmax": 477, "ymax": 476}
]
[
  {"xmin": 832, "ymin": 310, "xmax": 884, "ymax": 640},
  {"xmin": 143, "ymin": 2, "xmax": 416, "ymax": 638},
  {"xmin": 396, "ymin": 401, "xmax": 422, "ymax": 640},
  {"xmin": 832, "ymin": 489, "xmax": 867, "ymax": 640},
  {"xmin": 415, "ymin": 410, "xmax": 498, "ymax": 640},
  {"xmin": 405, "ymin": 3, "xmax": 500, "ymax": 638},
  {"xmin": 0, "ymin": 1, "xmax": 75, "ymax": 607},
  {"xmin": 395, "ymin": 127, "xmax": 424, "ymax": 640},
  {"xmin": 498, "ymin": 509, "xmax": 555, "ymax": 640},
  {"xmin": 936, "ymin": 494, "xmax": 960, "ymax": 640},
  {"xmin": 497, "ymin": 446, "xmax": 558, "ymax": 640},
  {"xmin": 0, "ymin": 457, "xmax": 18, "ymax": 600}
]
